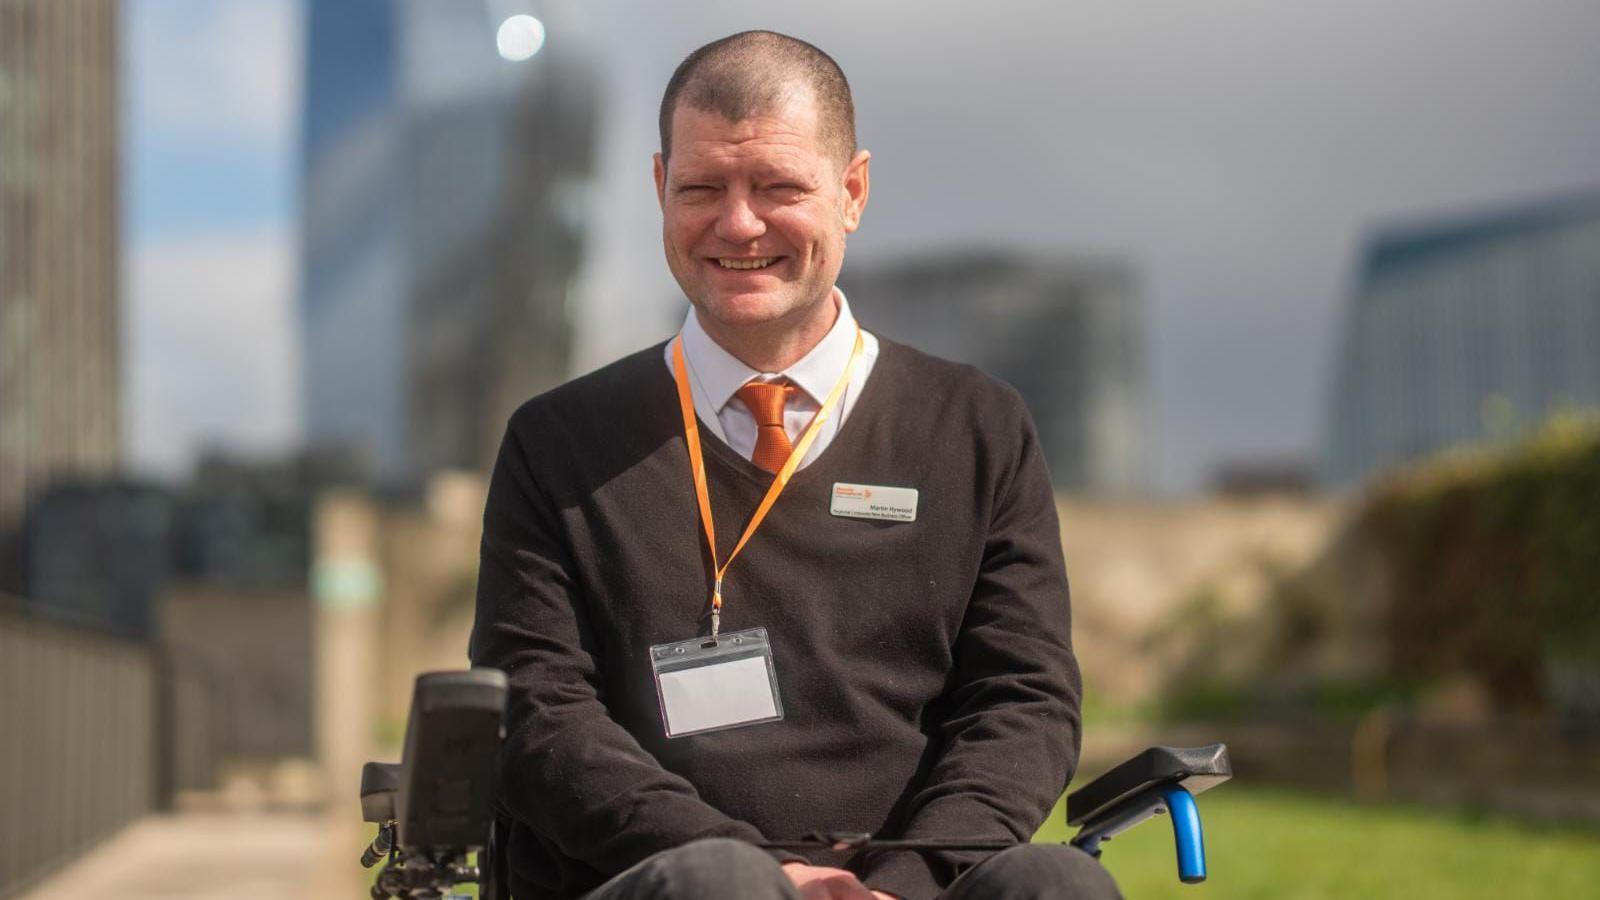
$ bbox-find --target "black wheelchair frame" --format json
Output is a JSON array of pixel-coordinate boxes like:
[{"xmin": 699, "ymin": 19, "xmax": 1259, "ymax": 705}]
[{"xmin": 360, "ymin": 669, "xmax": 1232, "ymax": 899}]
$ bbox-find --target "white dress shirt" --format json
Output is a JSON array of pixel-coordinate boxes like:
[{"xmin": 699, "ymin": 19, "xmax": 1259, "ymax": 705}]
[{"xmin": 663, "ymin": 287, "xmax": 880, "ymax": 470}]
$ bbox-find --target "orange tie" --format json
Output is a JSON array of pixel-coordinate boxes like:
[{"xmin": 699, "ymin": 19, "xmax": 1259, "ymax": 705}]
[{"xmin": 736, "ymin": 381, "xmax": 796, "ymax": 474}]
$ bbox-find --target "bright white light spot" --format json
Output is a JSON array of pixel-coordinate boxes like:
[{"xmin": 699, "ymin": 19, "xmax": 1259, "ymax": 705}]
[{"xmin": 496, "ymin": 14, "xmax": 545, "ymax": 62}]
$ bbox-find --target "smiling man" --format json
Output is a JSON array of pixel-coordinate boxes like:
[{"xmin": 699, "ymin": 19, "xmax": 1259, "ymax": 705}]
[{"xmin": 471, "ymin": 31, "xmax": 1119, "ymax": 900}]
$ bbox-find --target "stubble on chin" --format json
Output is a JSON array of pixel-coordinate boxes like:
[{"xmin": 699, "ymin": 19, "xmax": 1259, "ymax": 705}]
[
  {"xmin": 692, "ymin": 286, "xmax": 835, "ymax": 366},
  {"xmin": 696, "ymin": 283, "xmax": 834, "ymax": 333}
]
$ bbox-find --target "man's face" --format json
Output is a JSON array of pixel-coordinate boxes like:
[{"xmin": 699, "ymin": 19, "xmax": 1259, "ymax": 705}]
[{"xmin": 653, "ymin": 94, "xmax": 870, "ymax": 333}]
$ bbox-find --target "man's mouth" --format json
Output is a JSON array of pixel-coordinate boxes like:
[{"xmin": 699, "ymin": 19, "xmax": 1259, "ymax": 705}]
[{"xmin": 713, "ymin": 256, "xmax": 781, "ymax": 271}]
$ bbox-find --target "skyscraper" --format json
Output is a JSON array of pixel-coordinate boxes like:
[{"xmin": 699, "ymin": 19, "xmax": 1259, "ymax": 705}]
[
  {"xmin": 841, "ymin": 252, "xmax": 1148, "ymax": 492},
  {"xmin": 1324, "ymin": 192, "xmax": 1600, "ymax": 484},
  {"xmin": 299, "ymin": 0, "xmax": 596, "ymax": 484},
  {"xmin": 0, "ymin": 0, "xmax": 121, "ymax": 580}
]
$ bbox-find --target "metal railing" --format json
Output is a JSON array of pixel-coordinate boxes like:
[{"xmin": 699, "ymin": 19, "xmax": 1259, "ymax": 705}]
[{"xmin": 0, "ymin": 605, "xmax": 156, "ymax": 899}]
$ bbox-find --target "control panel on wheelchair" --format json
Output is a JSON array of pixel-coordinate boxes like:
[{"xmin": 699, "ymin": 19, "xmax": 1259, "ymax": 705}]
[{"xmin": 360, "ymin": 670, "xmax": 1232, "ymax": 899}]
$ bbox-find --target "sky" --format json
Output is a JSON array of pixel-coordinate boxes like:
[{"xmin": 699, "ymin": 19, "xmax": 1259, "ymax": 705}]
[
  {"xmin": 125, "ymin": 0, "xmax": 304, "ymax": 475},
  {"xmin": 125, "ymin": 0, "xmax": 1600, "ymax": 490}
]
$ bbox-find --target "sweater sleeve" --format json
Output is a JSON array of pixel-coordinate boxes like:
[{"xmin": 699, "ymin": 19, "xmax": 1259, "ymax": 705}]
[
  {"xmin": 858, "ymin": 395, "xmax": 1083, "ymax": 900},
  {"xmin": 469, "ymin": 412, "xmax": 783, "ymax": 876}
]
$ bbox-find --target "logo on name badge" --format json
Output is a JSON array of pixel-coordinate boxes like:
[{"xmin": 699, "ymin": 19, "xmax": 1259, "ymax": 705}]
[{"xmin": 830, "ymin": 482, "xmax": 918, "ymax": 522}]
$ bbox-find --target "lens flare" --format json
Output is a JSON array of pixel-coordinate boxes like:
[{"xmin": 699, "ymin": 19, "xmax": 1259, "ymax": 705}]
[{"xmin": 496, "ymin": 15, "xmax": 545, "ymax": 62}]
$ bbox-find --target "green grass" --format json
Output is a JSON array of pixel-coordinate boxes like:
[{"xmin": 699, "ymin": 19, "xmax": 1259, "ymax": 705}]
[
  {"xmin": 367, "ymin": 789, "xmax": 1599, "ymax": 899},
  {"xmin": 1033, "ymin": 787, "xmax": 1600, "ymax": 899}
]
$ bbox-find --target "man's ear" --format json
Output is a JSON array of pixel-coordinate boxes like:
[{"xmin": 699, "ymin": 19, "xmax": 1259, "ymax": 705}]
[
  {"xmin": 653, "ymin": 153, "xmax": 667, "ymax": 212},
  {"xmin": 840, "ymin": 149, "xmax": 871, "ymax": 233}
]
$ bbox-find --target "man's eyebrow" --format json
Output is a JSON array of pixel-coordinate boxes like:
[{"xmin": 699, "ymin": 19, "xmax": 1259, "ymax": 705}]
[
  {"xmin": 668, "ymin": 164, "xmax": 812, "ymax": 185},
  {"xmin": 668, "ymin": 171, "xmax": 719, "ymax": 186},
  {"xmin": 751, "ymin": 163, "xmax": 812, "ymax": 182}
]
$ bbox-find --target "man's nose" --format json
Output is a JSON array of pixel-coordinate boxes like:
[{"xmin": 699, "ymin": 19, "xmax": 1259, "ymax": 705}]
[{"xmin": 713, "ymin": 192, "xmax": 766, "ymax": 244}]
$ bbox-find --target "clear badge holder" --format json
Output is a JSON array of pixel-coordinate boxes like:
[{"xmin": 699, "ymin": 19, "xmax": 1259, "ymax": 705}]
[{"xmin": 650, "ymin": 627, "xmax": 784, "ymax": 738}]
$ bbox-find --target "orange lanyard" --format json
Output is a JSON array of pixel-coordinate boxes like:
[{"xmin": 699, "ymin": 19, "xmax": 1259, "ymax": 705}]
[{"xmin": 671, "ymin": 326, "xmax": 865, "ymax": 640}]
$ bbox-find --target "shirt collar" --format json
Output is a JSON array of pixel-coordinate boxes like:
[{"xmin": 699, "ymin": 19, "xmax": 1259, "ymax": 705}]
[{"xmin": 680, "ymin": 286, "xmax": 860, "ymax": 410}]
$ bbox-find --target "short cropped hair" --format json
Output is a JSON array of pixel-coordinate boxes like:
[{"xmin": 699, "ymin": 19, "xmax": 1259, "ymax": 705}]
[{"xmin": 659, "ymin": 30, "xmax": 856, "ymax": 167}]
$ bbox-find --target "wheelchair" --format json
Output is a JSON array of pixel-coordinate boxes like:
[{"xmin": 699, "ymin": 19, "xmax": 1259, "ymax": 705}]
[{"xmin": 360, "ymin": 670, "xmax": 1232, "ymax": 899}]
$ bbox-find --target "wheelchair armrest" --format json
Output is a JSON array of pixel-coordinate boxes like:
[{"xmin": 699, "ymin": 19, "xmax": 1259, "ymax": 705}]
[
  {"xmin": 1066, "ymin": 744, "xmax": 1231, "ymax": 884},
  {"xmin": 361, "ymin": 761, "xmax": 402, "ymax": 823},
  {"xmin": 1067, "ymin": 744, "xmax": 1230, "ymax": 828}
]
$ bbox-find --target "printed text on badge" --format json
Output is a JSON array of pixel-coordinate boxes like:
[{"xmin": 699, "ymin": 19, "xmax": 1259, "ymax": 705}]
[{"xmin": 830, "ymin": 483, "xmax": 918, "ymax": 522}]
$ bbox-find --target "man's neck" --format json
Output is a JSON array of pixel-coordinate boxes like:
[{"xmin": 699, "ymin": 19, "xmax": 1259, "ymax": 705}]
[{"xmin": 696, "ymin": 291, "xmax": 840, "ymax": 373}]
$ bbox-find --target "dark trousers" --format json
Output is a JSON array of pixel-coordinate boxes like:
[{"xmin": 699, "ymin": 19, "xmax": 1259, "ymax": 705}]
[{"xmin": 579, "ymin": 838, "xmax": 1123, "ymax": 900}]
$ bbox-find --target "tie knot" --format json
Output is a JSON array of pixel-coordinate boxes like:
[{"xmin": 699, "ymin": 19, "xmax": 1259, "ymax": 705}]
[{"xmin": 736, "ymin": 380, "xmax": 793, "ymax": 428}]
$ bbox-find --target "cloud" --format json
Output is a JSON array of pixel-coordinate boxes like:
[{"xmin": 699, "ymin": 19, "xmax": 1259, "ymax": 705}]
[
  {"xmin": 121, "ymin": 0, "xmax": 1600, "ymax": 489},
  {"xmin": 574, "ymin": 0, "xmax": 1600, "ymax": 489},
  {"xmin": 128, "ymin": 0, "xmax": 301, "ymax": 143},
  {"xmin": 125, "ymin": 230, "xmax": 301, "ymax": 478},
  {"xmin": 125, "ymin": 0, "xmax": 303, "ymax": 477}
]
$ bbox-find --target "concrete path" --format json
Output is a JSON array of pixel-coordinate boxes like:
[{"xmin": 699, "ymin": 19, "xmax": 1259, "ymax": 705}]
[{"xmin": 16, "ymin": 811, "xmax": 367, "ymax": 900}]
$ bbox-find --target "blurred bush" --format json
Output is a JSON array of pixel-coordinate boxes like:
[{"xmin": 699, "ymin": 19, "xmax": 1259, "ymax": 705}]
[
  {"xmin": 1147, "ymin": 415, "xmax": 1600, "ymax": 726},
  {"xmin": 1364, "ymin": 415, "xmax": 1600, "ymax": 719}
]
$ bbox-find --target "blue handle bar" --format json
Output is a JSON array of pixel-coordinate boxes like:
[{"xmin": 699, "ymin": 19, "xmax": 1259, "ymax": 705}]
[
  {"xmin": 1159, "ymin": 784, "xmax": 1207, "ymax": 884},
  {"xmin": 1071, "ymin": 783, "xmax": 1209, "ymax": 884}
]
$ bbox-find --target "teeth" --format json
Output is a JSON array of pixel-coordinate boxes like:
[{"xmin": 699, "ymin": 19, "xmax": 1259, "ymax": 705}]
[{"xmin": 717, "ymin": 257, "xmax": 777, "ymax": 270}]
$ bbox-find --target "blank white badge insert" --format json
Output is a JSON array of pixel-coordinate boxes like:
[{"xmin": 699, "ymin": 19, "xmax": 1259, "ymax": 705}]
[{"xmin": 650, "ymin": 628, "xmax": 784, "ymax": 738}]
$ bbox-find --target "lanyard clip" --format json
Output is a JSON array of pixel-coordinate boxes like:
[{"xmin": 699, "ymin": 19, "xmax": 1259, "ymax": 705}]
[{"xmin": 710, "ymin": 578, "xmax": 724, "ymax": 642}]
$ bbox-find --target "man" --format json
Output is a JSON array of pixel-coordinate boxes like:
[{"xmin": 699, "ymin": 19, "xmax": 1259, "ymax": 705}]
[{"xmin": 471, "ymin": 30, "xmax": 1120, "ymax": 900}]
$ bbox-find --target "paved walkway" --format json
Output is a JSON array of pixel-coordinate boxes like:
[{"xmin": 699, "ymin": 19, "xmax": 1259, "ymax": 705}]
[{"xmin": 17, "ymin": 811, "xmax": 369, "ymax": 900}]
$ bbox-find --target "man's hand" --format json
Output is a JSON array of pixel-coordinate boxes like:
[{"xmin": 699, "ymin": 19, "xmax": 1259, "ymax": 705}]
[{"xmin": 780, "ymin": 862, "xmax": 899, "ymax": 900}]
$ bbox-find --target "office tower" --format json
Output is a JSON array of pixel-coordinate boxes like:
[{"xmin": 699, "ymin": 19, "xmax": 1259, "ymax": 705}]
[
  {"xmin": 300, "ymin": 0, "xmax": 596, "ymax": 484},
  {"xmin": 1324, "ymin": 192, "xmax": 1600, "ymax": 484},
  {"xmin": 842, "ymin": 252, "xmax": 1148, "ymax": 491},
  {"xmin": 0, "ymin": 0, "xmax": 121, "ymax": 555}
]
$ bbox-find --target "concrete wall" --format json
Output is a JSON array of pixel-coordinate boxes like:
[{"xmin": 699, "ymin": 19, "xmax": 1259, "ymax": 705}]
[
  {"xmin": 159, "ymin": 585, "xmax": 314, "ymax": 801},
  {"xmin": 309, "ymin": 474, "xmax": 483, "ymax": 810},
  {"xmin": 341, "ymin": 487, "xmax": 1348, "ymax": 724},
  {"xmin": 1058, "ymin": 495, "xmax": 1346, "ymax": 708}
]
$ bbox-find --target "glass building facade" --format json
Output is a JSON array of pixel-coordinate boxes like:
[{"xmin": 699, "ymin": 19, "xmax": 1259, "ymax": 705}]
[
  {"xmin": 1324, "ymin": 193, "xmax": 1600, "ymax": 485},
  {"xmin": 299, "ymin": 0, "xmax": 595, "ymax": 484}
]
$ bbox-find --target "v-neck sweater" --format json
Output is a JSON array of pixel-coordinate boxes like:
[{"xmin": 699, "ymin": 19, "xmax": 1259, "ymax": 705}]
[{"xmin": 470, "ymin": 337, "xmax": 1082, "ymax": 900}]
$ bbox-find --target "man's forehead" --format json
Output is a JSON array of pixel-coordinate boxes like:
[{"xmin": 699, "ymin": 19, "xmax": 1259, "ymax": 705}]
[
  {"xmin": 673, "ymin": 100, "xmax": 819, "ymax": 141},
  {"xmin": 669, "ymin": 109, "xmax": 824, "ymax": 165},
  {"xmin": 668, "ymin": 157, "xmax": 812, "ymax": 184},
  {"xmin": 667, "ymin": 106, "xmax": 847, "ymax": 175}
]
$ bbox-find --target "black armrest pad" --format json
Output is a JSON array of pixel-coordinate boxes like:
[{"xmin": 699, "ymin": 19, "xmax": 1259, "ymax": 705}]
[
  {"xmin": 361, "ymin": 761, "xmax": 402, "ymax": 823},
  {"xmin": 1066, "ymin": 744, "xmax": 1231, "ymax": 827}
]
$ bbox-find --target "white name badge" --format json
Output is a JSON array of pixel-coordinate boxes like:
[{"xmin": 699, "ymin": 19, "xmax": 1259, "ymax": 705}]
[
  {"xmin": 830, "ymin": 482, "xmax": 919, "ymax": 522},
  {"xmin": 650, "ymin": 628, "xmax": 784, "ymax": 738}
]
